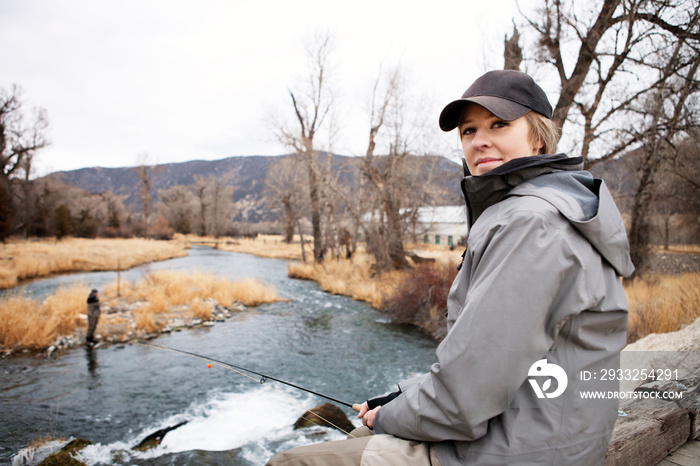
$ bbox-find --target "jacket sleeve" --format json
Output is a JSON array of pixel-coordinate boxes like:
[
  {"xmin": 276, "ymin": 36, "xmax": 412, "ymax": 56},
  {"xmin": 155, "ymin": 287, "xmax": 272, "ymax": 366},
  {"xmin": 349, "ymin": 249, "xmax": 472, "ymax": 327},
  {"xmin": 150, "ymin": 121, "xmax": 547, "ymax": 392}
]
[{"xmin": 373, "ymin": 206, "xmax": 594, "ymax": 442}]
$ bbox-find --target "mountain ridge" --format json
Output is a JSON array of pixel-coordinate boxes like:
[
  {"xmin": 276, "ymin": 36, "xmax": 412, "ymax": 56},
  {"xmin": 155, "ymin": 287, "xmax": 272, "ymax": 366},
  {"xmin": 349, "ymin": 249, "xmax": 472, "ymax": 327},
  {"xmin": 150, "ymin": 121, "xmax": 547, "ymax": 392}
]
[{"xmin": 44, "ymin": 153, "xmax": 464, "ymax": 222}]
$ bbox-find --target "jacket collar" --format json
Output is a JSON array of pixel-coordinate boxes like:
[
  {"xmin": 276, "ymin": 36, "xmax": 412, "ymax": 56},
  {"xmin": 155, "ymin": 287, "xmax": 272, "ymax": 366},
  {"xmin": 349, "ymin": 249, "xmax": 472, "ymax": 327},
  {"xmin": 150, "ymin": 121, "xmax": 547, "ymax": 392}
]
[{"xmin": 461, "ymin": 154, "xmax": 583, "ymax": 227}]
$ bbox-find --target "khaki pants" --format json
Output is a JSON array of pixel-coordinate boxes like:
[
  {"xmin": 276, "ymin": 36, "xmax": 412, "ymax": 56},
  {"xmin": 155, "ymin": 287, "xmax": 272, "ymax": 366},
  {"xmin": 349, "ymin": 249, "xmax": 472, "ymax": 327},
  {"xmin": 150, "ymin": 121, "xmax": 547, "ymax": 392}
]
[{"xmin": 266, "ymin": 427, "xmax": 440, "ymax": 466}]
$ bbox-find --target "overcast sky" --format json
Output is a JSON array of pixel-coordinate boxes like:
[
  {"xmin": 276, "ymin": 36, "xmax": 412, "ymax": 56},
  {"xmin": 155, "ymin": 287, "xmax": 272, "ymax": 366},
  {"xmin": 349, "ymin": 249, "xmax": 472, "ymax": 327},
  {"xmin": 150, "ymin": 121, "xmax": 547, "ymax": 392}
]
[{"xmin": 0, "ymin": 0, "xmax": 539, "ymax": 175}]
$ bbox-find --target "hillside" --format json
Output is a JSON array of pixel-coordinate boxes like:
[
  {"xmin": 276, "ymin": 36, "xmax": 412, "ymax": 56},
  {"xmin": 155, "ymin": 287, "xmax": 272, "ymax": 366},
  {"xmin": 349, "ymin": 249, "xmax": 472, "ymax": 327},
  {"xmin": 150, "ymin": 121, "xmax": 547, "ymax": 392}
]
[{"xmin": 44, "ymin": 153, "xmax": 463, "ymax": 222}]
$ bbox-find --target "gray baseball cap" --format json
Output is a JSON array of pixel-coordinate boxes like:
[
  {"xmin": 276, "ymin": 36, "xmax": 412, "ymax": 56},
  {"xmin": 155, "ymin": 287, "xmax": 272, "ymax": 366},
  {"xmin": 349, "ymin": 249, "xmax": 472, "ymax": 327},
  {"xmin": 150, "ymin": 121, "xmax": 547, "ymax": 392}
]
[{"xmin": 439, "ymin": 70, "xmax": 553, "ymax": 131}]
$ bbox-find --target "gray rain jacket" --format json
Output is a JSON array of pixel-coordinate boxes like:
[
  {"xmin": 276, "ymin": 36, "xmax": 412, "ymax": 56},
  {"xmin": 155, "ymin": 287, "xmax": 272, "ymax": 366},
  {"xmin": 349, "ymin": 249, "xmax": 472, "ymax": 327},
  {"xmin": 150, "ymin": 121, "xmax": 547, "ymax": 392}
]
[{"xmin": 373, "ymin": 154, "xmax": 634, "ymax": 465}]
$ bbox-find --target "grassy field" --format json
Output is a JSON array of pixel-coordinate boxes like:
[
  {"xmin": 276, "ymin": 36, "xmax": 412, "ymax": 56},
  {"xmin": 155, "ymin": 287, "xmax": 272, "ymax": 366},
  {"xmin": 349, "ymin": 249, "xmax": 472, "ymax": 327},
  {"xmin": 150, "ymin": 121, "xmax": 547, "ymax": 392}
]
[
  {"xmin": 0, "ymin": 237, "xmax": 188, "ymax": 289},
  {"xmin": 0, "ymin": 270, "xmax": 280, "ymax": 351}
]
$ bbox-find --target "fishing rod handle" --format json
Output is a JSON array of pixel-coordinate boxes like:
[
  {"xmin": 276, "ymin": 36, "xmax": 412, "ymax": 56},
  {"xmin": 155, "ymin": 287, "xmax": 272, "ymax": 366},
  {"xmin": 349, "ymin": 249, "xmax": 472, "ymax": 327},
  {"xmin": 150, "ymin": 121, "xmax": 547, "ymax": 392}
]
[{"xmin": 352, "ymin": 404, "xmax": 362, "ymax": 412}]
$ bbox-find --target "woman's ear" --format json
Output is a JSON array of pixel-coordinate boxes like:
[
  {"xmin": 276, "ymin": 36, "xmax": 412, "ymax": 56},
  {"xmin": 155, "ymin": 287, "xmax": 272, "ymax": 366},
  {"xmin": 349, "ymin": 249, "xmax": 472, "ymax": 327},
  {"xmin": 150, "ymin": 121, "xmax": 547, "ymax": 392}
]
[{"xmin": 533, "ymin": 138, "xmax": 545, "ymax": 155}]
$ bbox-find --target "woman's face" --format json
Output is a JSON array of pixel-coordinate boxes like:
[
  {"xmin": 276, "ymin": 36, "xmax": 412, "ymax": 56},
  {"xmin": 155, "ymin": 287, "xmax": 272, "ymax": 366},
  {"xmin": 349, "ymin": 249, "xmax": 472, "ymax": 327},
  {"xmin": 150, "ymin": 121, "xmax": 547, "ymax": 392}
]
[{"xmin": 459, "ymin": 103, "xmax": 541, "ymax": 176}]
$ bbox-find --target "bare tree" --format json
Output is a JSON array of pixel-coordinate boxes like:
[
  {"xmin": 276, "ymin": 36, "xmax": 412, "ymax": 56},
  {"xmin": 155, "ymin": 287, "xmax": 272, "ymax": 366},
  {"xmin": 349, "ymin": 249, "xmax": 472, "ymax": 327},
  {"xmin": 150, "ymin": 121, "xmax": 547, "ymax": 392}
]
[
  {"xmin": 666, "ymin": 135, "xmax": 700, "ymax": 215},
  {"xmin": 157, "ymin": 185, "xmax": 197, "ymax": 234},
  {"xmin": 624, "ymin": 40, "xmax": 700, "ymax": 279},
  {"xmin": 0, "ymin": 85, "xmax": 49, "ymax": 180},
  {"xmin": 265, "ymin": 156, "xmax": 308, "ymax": 244},
  {"xmin": 504, "ymin": 22, "xmax": 523, "ymax": 70},
  {"xmin": 208, "ymin": 172, "xmax": 235, "ymax": 238},
  {"xmin": 519, "ymin": 0, "xmax": 700, "ymax": 167},
  {"xmin": 519, "ymin": 0, "xmax": 700, "ymax": 279},
  {"xmin": 132, "ymin": 153, "xmax": 158, "ymax": 238},
  {"xmin": 0, "ymin": 85, "xmax": 49, "ymax": 239},
  {"xmin": 101, "ymin": 191, "xmax": 128, "ymax": 235},
  {"xmin": 361, "ymin": 65, "xmax": 436, "ymax": 270},
  {"xmin": 190, "ymin": 172, "xmax": 235, "ymax": 238},
  {"xmin": 275, "ymin": 30, "xmax": 335, "ymax": 263},
  {"xmin": 193, "ymin": 174, "xmax": 209, "ymax": 236}
]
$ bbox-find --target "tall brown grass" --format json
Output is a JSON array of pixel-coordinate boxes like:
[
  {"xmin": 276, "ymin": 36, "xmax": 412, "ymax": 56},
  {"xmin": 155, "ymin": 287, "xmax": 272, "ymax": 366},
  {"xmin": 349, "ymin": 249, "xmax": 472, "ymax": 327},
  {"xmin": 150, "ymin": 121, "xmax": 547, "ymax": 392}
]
[
  {"xmin": 0, "ymin": 271, "xmax": 281, "ymax": 351},
  {"xmin": 187, "ymin": 299, "xmax": 213, "ymax": 320},
  {"xmin": 652, "ymin": 244, "xmax": 700, "ymax": 254},
  {"xmin": 105, "ymin": 270, "xmax": 279, "ymax": 308},
  {"xmin": 0, "ymin": 285, "xmax": 86, "ymax": 350},
  {"xmin": 178, "ymin": 233, "xmax": 306, "ymax": 260},
  {"xmin": 626, "ymin": 272, "xmax": 700, "ymax": 343},
  {"xmin": 288, "ymin": 253, "xmax": 406, "ymax": 309},
  {"xmin": 0, "ymin": 238, "xmax": 188, "ymax": 289}
]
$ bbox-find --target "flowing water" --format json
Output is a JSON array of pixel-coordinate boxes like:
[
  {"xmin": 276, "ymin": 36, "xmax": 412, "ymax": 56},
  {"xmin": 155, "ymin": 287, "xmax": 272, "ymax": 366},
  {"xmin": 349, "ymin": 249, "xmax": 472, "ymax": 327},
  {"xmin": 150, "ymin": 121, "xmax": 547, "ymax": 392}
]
[{"xmin": 0, "ymin": 247, "xmax": 438, "ymax": 465}]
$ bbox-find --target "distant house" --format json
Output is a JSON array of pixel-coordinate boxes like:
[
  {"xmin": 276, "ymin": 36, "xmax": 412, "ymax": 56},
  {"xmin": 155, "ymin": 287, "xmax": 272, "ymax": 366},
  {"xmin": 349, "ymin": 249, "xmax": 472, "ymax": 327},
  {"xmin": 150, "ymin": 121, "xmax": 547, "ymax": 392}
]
[
  {"xmin": 360, "ymin": 205, "xmax": 468, "ymax": 247},
  {"xmin": 412, "ymin": 205, "xmax": 468, "ymax": 247}
]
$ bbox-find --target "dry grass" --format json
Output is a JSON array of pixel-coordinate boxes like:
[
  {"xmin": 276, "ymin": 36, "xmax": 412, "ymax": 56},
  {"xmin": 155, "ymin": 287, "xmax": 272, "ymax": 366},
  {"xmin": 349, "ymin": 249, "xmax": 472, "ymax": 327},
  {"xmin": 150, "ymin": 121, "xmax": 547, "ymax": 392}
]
[
  {"xmin": 106, "ymin": 270, "xmax": 279, "ymax": 308},
  {"xmin": 187, "ymin": 299, "xmax": 213, "ymax": 320},
  {"xmin": 0, "ymin": 270, "xmax": 281, "ymax": 351},
  {"xmin": 0, "ymin": 238, "xmax": 188, "ymax": 289},
  {"xmin": 626, "ymin": 272, "xmax": 700, "ymax": 343},
  {"xmin": 651, "ymin": 244, "xmax": 700, "ymax": 255},
  {"xmin": 288, "ymin": 252, "xmax": 406, "ymax": 309},
  {"xmin": 404, "ymin": 243, "xmax": 465, "ymax": 265},
  {"xmin": 0, "ymin": 284, "xmax": 86, "ymax": 350},
  {"xmin": 177, "ymin": 233, "xmax": 307, "ymax": 260},
  {"xmin": 220, "ymin": 278, "xmax": 280, "ymax": 306},
  {"xmin": 133, "ymin": 307, "xmax": 161, "ymax": 334}
]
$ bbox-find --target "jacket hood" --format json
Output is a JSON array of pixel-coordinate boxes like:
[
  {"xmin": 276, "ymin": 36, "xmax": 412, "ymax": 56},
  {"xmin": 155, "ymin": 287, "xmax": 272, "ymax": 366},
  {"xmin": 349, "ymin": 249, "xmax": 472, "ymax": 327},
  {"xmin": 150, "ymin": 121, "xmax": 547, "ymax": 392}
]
[{"xmin": 461, "ymin": 154, "xmax": 634, "ymax": 277}]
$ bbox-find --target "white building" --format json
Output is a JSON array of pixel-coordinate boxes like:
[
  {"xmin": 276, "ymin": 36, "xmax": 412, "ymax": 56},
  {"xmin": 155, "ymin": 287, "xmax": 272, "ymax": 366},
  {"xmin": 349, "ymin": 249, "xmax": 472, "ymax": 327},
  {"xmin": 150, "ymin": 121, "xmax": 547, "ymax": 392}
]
[{"xmin": 413, "ymin": 205, "xmax": 468, "ymax": 247}]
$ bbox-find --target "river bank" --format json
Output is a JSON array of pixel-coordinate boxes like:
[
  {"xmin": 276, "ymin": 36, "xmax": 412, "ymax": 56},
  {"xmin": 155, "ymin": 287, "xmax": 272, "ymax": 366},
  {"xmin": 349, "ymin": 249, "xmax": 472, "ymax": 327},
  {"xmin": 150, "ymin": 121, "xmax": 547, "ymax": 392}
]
[
  {"xmin": 0, "ymin": 268, "xmax": 282, "ymax": 355},
  {"xmin": 0, "ymin": 237, "xmax": 189, "ymax": 289}
]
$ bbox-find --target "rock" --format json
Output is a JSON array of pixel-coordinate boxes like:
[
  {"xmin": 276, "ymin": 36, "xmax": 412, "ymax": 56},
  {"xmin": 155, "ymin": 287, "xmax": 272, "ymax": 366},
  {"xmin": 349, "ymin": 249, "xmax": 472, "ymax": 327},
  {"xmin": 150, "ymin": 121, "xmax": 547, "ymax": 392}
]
[
  {"xmin": 231, "ymin": 302, "xmax": 247, "ymax": 312},
  {"xmin": 621, "ymin": 315, "xmax": 700, "ymax": 392},
  {"xmin": 132, "ymin": 421, "xmax": 188, "ymax": 451},
  {"xmin": 189, "ymin": 318, "xmax": 202, "ymax": 327},
  {"xmin": 169, "ymin": 318, "xmax": 185, "ymax": 328},
  {"xmin": 38, "ymin": 438, "xmax": 91, "ymax": 466},
  {"xmin": 293, "ymin": 403, "xmax": 356, "ymax": 433}
]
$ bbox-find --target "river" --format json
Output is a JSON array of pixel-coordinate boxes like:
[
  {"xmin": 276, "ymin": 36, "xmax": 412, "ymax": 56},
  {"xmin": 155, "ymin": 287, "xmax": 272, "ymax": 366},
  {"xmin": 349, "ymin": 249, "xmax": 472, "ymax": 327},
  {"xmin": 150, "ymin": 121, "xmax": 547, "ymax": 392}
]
[{"xmin": 0, "ymin": 246, "xmax": 438, "ymax": 465}]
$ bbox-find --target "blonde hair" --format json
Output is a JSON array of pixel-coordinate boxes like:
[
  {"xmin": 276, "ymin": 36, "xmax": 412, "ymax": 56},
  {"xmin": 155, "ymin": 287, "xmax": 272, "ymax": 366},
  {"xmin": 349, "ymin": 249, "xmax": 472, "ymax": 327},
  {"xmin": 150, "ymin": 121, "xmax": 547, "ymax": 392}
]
[{"xmin": 525, "ymin": 112, "xmax": 560, "ymax": 155}]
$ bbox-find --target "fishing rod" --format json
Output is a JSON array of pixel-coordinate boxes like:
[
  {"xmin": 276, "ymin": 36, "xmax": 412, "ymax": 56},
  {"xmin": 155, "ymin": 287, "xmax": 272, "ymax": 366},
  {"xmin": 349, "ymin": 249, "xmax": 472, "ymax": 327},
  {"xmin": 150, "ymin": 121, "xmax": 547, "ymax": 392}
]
[{"xmin": 137, "ymin": 341, "xmax": 362, "ymax": 412}]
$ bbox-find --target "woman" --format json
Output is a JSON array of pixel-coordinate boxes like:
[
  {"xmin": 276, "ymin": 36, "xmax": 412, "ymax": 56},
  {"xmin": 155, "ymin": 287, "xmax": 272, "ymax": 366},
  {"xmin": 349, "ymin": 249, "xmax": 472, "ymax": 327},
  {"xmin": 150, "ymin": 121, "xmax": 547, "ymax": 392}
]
[{"xmin": 267, "ymin": 70, "xmax": 634, "ymax": 466}]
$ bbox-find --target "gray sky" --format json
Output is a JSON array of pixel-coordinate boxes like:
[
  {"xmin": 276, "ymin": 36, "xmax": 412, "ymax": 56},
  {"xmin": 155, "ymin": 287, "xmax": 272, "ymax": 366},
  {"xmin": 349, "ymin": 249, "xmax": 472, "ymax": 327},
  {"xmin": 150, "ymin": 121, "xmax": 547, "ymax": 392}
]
[{"xmin": 0, "ymin": 0, "xmax": 533, "ymax": 174}]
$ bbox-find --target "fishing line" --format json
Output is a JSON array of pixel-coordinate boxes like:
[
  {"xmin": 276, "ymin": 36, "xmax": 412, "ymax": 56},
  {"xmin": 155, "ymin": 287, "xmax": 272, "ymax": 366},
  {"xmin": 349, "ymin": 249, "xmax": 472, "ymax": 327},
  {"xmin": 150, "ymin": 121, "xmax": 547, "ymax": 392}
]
[
  {"xmin": 206, "ymin": 364, "xmax": 353, "ymax": 438},
  {"xmin": 136, "ymin": 341, "xmax": 362, "ymax": 438}
]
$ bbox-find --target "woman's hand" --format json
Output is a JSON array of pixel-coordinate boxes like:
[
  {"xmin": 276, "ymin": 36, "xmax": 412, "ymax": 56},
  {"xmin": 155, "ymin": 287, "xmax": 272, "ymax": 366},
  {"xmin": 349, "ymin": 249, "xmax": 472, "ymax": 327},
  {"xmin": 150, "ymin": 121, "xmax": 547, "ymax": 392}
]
[{"xmin": 357, "ymin": 401, "xmax": 381, "ymax": 429}]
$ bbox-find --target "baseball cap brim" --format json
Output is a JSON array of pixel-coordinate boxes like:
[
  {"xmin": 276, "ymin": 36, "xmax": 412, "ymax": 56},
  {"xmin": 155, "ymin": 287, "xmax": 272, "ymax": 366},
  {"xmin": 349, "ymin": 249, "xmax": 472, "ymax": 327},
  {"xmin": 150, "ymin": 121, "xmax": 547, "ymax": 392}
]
[{"xmin": 439, "ymin": 96, "xmax": 531, "ymax": 132}]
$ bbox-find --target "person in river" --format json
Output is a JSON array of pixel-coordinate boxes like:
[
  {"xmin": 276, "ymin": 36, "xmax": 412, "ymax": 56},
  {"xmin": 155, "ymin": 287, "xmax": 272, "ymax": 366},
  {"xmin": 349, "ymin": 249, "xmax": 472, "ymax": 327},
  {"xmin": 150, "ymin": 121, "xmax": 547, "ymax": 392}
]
[
  {"xmin": 266, "ymin": 70, "xmax": 634, "ymax": 466},
  {"xmin": 85, "ymin": 289, "xmax": 101, "ymax": 346}
]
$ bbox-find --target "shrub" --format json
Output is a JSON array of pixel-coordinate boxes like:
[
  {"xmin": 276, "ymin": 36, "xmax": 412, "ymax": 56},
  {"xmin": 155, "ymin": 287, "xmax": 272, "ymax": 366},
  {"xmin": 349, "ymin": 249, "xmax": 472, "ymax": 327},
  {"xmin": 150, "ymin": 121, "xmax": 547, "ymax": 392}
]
[
  {"xmin": 383, "ymin": 261, "xmax": 458, "ymax": 339},
  {"xmin": 0, "ymin": 284, "xmax": 86, "ymax": 349},
  {"xmin": 187, "ymin": 299, "xmax": 212, "ymax": 320}
]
